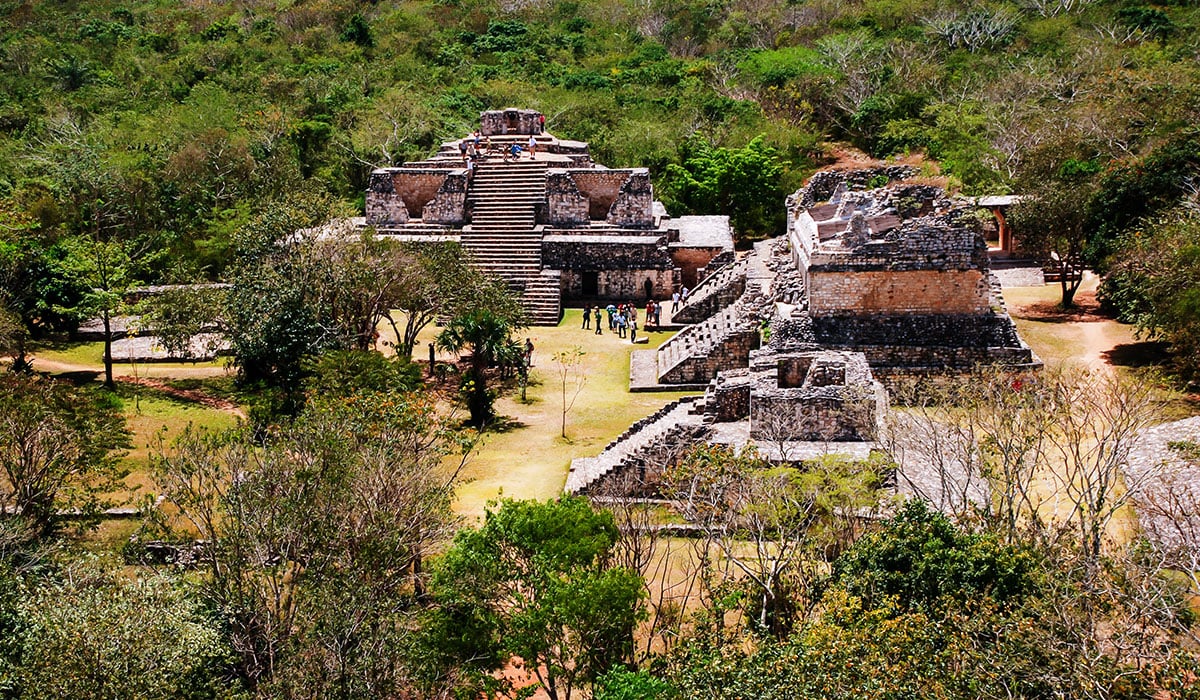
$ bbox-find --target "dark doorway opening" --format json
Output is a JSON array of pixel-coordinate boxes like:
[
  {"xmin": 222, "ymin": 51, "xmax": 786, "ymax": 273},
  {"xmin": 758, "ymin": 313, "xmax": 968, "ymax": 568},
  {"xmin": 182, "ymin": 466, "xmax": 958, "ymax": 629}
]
[{"xmin": 582, "ymin": 271, "xmax": 599, "ymax": 296}]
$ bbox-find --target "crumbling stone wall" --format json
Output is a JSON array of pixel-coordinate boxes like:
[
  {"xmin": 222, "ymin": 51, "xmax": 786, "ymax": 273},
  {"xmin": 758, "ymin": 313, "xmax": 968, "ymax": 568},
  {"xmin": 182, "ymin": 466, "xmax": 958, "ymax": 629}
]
[
  {"xmin": 422, "ymin": 172, "xmax": 468, "ymax": 225},
  {"xmin": 480, "ymin": 108, "xmax": 543, "ymax": 136},
  {"xmin": 606, "ymin": 171, "xmax": 654, "ymax": 228},
  {"xmin": 546, "ymin": 171, "xmax": 589, "ymax": 226},
  {"xmin": 559, "ymin": 268, "xmax": 678, "ymax": 301},
  {"xmin": 365, "ymin": 171, "xmax": 407, "ymax": 225},
  {"xmin": 570, "ymin": 170, "xmax": 630, "ymax": 220}
]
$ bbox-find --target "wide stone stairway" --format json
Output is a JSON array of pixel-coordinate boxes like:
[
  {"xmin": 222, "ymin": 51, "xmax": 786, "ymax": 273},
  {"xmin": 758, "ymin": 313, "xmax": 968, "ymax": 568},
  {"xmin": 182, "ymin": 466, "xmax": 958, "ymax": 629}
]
[{"xmin": 462, "ymin": 159, "xmax": 561, "ymax": 324}]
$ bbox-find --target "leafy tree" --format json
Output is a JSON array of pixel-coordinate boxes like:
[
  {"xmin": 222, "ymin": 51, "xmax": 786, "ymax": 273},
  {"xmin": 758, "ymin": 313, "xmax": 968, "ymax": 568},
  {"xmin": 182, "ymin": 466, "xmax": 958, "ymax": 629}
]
[
  {"xmin": 0, "ymin": 374, "xmax": 129, "ymax": 536},
  {"xmin": 303, "ymin": 349, "xmax": 422, "ymax": 398},
  {"xmin": 424, "ymin": 497, "xmax": 646, "ymax": 700},
  {"xmin": 57, "ymin": 235, "xmax": 142, "ymax": 387},
  {"xmin": 829, "ymin": 499, "xmax": 1036, "ymax": 615},
  {"xmin": 662, "ymin": 136, "xmax": 786, "ymax": 243},
  {"xmin": 436, "ymin": 308, "xmax": 523, "ymax": 428},
  {"xmin": 151, "ymin": 389, "xmax": 470, "ymax": 696},
  {"xmin": 1009, "ymin": 159, "xmax": 1097, "ymax": 308},
  {"xmin": 1103, "ymin": 209, "xmax": 1200, "ymax": 380},
  {"xmin": 10, "ymin": 566, "xmax": 239, "ymax": 700}
]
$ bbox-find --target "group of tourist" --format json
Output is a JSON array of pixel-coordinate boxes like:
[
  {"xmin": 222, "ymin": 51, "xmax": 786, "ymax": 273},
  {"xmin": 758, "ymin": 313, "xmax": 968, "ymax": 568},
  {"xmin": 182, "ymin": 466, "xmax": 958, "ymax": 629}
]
[
  {"xmin": 580, "ymin": 296, "xmax": 672, "ymax": 343},
  {"xmin": 459, "ymin": 129, "xmax": 543, "ymax": 171}
]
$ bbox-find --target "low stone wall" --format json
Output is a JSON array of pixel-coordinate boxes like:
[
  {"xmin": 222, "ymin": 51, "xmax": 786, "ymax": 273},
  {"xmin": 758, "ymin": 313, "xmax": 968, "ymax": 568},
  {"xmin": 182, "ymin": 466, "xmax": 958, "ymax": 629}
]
[
  {"xmin": 546, "ymin": 171, "xmax": 589, "ymax": 226},
  {"xmin": 422, "ymin": 172, "xmax": 468, "ymax": 225},
  {"xmin": 606, "ymin": 171, "xmax": 654, "ymax": 228},
  {"xmin": 559, "ymin": 268, "xmax": 677, "ymax": 301}
]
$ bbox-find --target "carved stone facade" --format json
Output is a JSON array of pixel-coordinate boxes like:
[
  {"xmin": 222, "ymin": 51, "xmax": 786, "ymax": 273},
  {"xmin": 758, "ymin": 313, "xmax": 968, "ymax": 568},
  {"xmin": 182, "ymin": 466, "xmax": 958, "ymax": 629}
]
[{"xmin": 359, "ymin": 110, "xmax": 734, "ymax": 323}]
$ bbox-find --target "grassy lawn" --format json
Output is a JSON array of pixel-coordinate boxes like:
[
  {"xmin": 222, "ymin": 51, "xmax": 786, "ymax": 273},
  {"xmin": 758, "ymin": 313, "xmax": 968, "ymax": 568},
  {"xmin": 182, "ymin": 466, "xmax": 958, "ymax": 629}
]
[
  {"xmin": 111, "ymin": 385, "xmax": 242, "ymax": 504},
  {"xmin": 409, "ymin": 308, "xmax": 698, "ymax": 520}
]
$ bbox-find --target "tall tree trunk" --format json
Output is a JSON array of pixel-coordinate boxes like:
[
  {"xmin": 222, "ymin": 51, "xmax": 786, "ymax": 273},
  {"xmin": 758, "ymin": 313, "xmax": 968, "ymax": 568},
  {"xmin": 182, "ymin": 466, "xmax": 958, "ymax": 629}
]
[{"xmin": 102, "ymin": 309, "xmax": 114, "ymax": 388}]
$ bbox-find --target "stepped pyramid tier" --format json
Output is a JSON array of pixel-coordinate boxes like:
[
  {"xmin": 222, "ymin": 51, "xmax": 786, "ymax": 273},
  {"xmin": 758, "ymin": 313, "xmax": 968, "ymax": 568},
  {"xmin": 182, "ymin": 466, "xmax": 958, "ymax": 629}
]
[
  {"xmin": 634, "ymin": 164, "xmax": 1040, "ymax": 393},
  {"xmin": 360, "ymin": 109, "xmax": 735, "ymax": 325}
]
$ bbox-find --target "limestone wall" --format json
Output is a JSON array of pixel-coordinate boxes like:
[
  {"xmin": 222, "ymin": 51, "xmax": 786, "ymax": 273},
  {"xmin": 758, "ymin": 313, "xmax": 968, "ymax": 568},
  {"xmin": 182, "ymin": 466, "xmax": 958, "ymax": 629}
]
[
  {"xmin": 546, "ymin": 171, "xmax": 589, "ymax": 226},
  {"xmin": 422, "ymin": 172, "xmax": 468, "ymax": 225},
  {"xmin": 559, "ymin": 268, "xmax": 677, "ymax": 301},
  {"xmin": 480, "ymin": 109, "xmax": 543, "ymax": 136},
  {"xmin": 607, "ymin": 171, "xmax": 654, "ymax": 228},
  {"xmin": 809, "ymin": 269, "xmax": 990, "ymax": 315},
  {"xmin": 570, "ymin": 170, "xmax": 629, "ymax": 220},
  {"xmin": 365, "ymin": 171, "xmax": 407, "ymax": 225}
]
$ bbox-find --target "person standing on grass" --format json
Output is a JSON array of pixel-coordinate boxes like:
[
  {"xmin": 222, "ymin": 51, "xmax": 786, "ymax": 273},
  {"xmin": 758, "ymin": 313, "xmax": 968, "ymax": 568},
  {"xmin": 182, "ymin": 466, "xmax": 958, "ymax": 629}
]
[
  {"xmin": 616, "ymin": 310, "xmax": 626, "ymax": 339},
  {"xmin": 654, "ymin": 300, "xmax": 662, "ymax": 326},
  {"xmin": 594, "ymin": 307, "xmax": 603, "ymax": 335},
  {"xmin": 646, "ymin": 300, "xmax": 655, "ymax": 327},
  {"xmin": 582, "ymin": 304, "xmax": 592, "ymax": 330},
  {"xmin": 524, "ymin": 338, "xmax": 534, "ymax": 367},
  {"xmin": 606, "ymin": 304, "xmax": 617, "ymax": 331},
  {"xmin": 630, "ymin": 318, "xmax": 638, "ymax": 344}
]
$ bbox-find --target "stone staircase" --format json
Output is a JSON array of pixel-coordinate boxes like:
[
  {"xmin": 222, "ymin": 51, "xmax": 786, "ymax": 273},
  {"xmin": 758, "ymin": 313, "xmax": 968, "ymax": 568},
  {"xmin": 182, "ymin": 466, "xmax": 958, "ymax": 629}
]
[
  {"xmin": 462, "ymin": 159, "xmax": 561, "ymax": 325},
  {"xmin": 673, "ymin": 255, "xmax": 749, "ymax": 324},
  {"xmin": 566, "ymin": 396, "xmax": 710, "ymax": 495},
  {"xmin": 656, "ymin": 300, "xmax": 762, "ymax": 385}
]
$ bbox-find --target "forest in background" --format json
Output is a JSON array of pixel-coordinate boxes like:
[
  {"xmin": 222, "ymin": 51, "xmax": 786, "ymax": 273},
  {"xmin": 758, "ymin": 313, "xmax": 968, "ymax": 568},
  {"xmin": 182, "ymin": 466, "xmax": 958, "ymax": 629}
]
[{"xmin": 3, "ymin": 0, "xmax": 1200, "ymax": 267}]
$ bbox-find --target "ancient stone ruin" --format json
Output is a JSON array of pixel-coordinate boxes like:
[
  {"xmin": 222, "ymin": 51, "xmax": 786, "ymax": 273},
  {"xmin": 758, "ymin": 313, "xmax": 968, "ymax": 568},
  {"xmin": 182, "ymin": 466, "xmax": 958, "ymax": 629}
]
[
  {"xmin": 361, "ymin": 109, "xmax": 733, "ymax": 324},
  {"xmin": 586, "ymin": 165, "xmax": 1032, "ymax": 509}
]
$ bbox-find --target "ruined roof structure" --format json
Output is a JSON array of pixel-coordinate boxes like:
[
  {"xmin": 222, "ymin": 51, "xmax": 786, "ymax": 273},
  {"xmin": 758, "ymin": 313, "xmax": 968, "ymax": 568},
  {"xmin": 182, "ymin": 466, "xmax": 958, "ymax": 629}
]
[
  {"xmin": 360, "ymin": 108, "xmax": 733, "ymax": 324},
  {"xmin": 787, "ymin": 168, "xmax": 1041, "ymax": 383}
]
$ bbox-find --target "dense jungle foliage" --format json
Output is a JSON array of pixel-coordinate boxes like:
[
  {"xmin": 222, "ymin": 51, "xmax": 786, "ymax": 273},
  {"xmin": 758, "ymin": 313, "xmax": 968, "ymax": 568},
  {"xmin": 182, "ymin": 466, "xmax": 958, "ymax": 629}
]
[{"xmin": 4, "ymin": 0, "xmax": 1200, "ymax": 271}]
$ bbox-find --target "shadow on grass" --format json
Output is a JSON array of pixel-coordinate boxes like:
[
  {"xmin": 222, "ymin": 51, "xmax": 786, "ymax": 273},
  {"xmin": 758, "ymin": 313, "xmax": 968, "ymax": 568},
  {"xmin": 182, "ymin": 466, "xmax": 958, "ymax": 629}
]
[
  {"xmin": 1103, "ymin": 341, "xmax": 1172, "ymax": 368},
  {"xmin": 485, "ymin": 416, "xmax": 528, "ymax": 434},
  {"xmin": 52, "ymin": 370, "xmax": 102, "ymax": 386}
]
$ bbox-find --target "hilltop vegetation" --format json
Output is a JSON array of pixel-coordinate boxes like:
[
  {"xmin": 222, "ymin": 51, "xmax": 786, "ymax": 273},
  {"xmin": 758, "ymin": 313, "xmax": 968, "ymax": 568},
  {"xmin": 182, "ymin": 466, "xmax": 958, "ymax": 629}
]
[{"xmin": 3, "ymin": 0, "xmax": 1200, "ymax": 268}]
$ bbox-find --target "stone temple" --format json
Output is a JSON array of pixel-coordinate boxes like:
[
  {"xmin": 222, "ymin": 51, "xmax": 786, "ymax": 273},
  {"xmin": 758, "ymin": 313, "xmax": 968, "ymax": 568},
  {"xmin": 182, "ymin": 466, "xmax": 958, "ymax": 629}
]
[
  {"xmin": 361, "ymin": 108, "xmax": 733, "ymax": 324},
  {"xmin": 573, "ymin": 165, "xmax": 1039, "ymax": 510}
]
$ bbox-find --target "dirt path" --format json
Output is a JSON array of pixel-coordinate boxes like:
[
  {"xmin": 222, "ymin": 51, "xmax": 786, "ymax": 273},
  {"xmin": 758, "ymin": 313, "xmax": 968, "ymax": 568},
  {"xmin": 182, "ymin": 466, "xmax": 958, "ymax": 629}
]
[
  {"xmin": 117, "ymin": 376, "xmax": 247, "ymax": 419},
  {"xmin": 1004, "ymin": 278, "xmax": 1139, "ymax": 375}
]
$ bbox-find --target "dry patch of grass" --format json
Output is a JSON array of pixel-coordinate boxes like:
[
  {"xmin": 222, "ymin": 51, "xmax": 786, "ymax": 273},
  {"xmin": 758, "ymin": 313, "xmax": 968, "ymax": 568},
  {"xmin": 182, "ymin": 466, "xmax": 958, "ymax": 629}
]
[{"xmin": 412, "ymin": 309, "xmax": 698, "ymax": 520}]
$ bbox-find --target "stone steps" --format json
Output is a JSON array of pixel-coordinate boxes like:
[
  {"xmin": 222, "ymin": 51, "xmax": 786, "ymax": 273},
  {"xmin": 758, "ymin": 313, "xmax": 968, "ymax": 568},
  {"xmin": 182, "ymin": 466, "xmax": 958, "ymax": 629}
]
[
  {"xmin": 656, "ymin": 301, "xmax": 759, "ymax": 384},
  {"xmin": 673, "ymin": 255, "xmax": 750, "ymax": 324},
  {"xmin": 460, "ymin": 160, "xmax": 554, "ymax": 323},
  {"xmin": 565, "ymin": 396, "xmax": 708, "ymax": 494}
]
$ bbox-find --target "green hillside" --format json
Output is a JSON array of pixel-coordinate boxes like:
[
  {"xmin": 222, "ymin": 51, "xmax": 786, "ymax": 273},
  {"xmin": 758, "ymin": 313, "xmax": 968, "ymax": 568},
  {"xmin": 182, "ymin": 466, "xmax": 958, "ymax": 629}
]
[{"xmin": 3, "ymin": 0, "xmax": 1200, "ymax": 276}]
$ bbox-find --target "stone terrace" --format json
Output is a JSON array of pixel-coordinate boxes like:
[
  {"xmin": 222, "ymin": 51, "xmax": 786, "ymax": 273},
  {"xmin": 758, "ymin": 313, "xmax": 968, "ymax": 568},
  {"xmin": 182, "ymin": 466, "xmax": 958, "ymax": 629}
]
[{"xmin": 361, "ymin": 109, "xmax": 734, "ymax": 324}]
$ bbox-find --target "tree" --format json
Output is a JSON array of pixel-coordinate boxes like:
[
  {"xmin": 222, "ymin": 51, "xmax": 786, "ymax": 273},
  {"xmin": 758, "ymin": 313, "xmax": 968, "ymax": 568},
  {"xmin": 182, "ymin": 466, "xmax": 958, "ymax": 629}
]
[
  {"xmin": 0, "ymin": 374, "xmax": 129, "ymax": 536},
  {"xmin": 424, "ymin": 497, "xmax": 646, "ymax": 700},
  {"xmin": 11, "ymin": 565, "xmax": 238, "ymax": 700},
  {"xmin": 553, "ymin": 346, "xmax": 587, "ymax": 439},
  {"xmin": 662, "ymin": 136, "xmax": 786, "ymax": 242},
  {"xmin": 151, "ymin": 389, "xmax": 471, "ymax": 695},
  {"xmin": 1009, "ymin": 178, "xmax": 1093, "ymax": 308},
  {"xmin": 57, "ymin": 235, "xmax": 141, "ymax": 387},
  {"xmin": 1103, "ymin": 209, "xmax": 1200, "ymax": 381},
  {"xmin": 436, "ymin": 309, "xmax": 523, "ymax": 428},
  {"xmin": 664, "ymin": 445, "xmax": 883, "ymax": 638}
]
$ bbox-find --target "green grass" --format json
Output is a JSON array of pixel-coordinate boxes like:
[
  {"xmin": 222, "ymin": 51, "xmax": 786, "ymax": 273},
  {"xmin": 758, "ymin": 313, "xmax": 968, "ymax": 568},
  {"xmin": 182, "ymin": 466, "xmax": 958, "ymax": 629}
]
[{"xmin": 109, "ymin": 384, "xmax": 242, "ymax": 506}]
